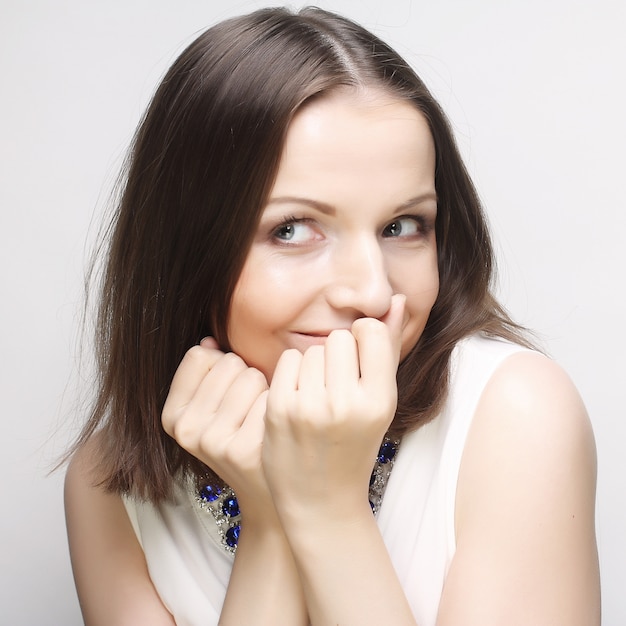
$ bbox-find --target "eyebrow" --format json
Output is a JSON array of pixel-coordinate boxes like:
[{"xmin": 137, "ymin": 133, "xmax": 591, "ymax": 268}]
[
  {"xmin": 266, "ymin": 196, "xmax": 336, "ymax": 215},
  {"xmin": 266, "ymin": 192, "xmax": 437, "ymax": 215},
  {"xmin": 396, "ymin": 192, "xmax": 438, "ymax": 212}
]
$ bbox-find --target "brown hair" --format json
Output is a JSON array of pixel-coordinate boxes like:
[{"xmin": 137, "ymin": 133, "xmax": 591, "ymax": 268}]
[{"xmin": 73, "ymin": 7, "xmax": 532, "ymax": 501}]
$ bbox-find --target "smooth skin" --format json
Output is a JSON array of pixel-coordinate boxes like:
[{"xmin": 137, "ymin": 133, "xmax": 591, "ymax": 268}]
[
  {"xmin": 65, "ymin": 89, "xmax": 600, "ymax": 625},
  {"xmin": 65, "ymin": 440, "xmax": 176, "ymax": 625}
]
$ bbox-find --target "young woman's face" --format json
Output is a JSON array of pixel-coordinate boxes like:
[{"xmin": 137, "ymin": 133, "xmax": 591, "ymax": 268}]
[{"xmin": 227, "ymin": 90, "xmax": 439, "ymax": 380}]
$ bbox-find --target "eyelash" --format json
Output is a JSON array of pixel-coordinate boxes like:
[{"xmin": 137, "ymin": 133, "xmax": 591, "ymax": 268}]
[
  {"xmin": 382, "ymin": 214, "xmax": 433, "ymax": 238},
  {"xmin": 273, "ymin": 214, "xmax": 306, "ymax": 230},
  {"xmin": 270, "ymin": 215, "xmax": 314, "ymax": 243},
  {"xmin": 268, "ymin": 213, "xmax": 434, "ymax": 244}
]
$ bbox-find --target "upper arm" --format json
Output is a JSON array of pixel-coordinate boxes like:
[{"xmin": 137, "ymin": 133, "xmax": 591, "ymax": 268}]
[
  {"xmin": 437, "ymin": 352, "xmax": 600, "ymax": 626},
  {"xmin": 64, "ymin": 438, "xmax": 175, "ymax": 626}
]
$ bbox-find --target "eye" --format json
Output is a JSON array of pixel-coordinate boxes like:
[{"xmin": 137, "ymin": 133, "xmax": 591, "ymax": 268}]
[
  {"xmin": 382, "ymin": 216, "xmax": 424, "ymax": 238},
  {"xmin": 272, "ymin": 218, "xmax": 318, "ymax": 244}
]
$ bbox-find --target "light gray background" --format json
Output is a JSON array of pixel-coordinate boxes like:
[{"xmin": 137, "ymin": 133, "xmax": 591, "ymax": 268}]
[{"xmin": 2, "ymin": 1, "xmax": 624, "ymax": 623}]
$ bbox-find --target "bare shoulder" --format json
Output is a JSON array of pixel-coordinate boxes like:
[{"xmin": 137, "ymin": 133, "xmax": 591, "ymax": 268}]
[
  {"xmin": 437, "ymin": 351, "xmax": 600, "ymax": 626},
  {"xmin": 467, "ymin": 350, "xmax": 597, "ymax": 475},
  {"xmin": 65, "ymin": 435, "xmax": 175, "ymax": 626},
  {"xmin": 64, "ymin": 433, "xmax": 112, "ymax": 526},
  {"xmin": 65, "ymin": 432, "xmax": 104, "ymax": 493},
  {"xmin": 458, "ymin": 350, "xmax": 598, "ymax": 527}
]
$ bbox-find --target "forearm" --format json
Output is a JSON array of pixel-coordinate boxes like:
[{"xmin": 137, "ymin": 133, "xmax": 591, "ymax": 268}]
[
  {"xmin": 220, "ymin": 517, "xmax": 308, "ymax": 626},
  {"xmin": 259, "ymin": 300, "xmax": 412, "ymax": 624},
  {"xmin": 285, "ymin": 504, "xmax": 417, "ymax": 626}
]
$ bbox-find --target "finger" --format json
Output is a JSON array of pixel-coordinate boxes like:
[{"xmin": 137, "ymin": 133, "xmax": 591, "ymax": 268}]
[
  {"xmin": 193, "ymin": 368, "xmax": 267, "ymax": 466},
  {"xmin": 215, "ymin": 366, "xmax": 268, "ymax": 431},
  {"xmin": 270, "ymin": 348, "xmax": 302, "ymax": 389},
  {"xmin": 297, "ymin": 344, "xmax": 325, "ymax": 394},
  {"xmin": 162, "ymin": 344, "xmax": 225, "ymax": 433},
  {"xmin": 352, "ymin": 293, "xmax": 406, "ymax": 390},
  {"xmin": 238, "ymin": 389, "xmax": 268, "ymax": 445},
  {"xmin": 379, "ymin": 293, "xmax": 406, "ymax": 365},
  {"xmin": 267, "ymin": 348, "xmax": 302, "ymax": 419},
  {"xmin": 325, "ymin": 329, "xmax": 359, "ymax": 394},
  {"xmin": 200, "ymin": 336, "xmax": 220, "ymax": 349},
  {"xmin": 187, "ymin": 352, "xmax": 250, "ymax": 416}
]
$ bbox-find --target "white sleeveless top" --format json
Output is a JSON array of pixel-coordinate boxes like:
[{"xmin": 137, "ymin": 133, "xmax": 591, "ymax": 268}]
[{"xmin": 124, "ymin": 334, "xmax": 530, "ymax": 625}]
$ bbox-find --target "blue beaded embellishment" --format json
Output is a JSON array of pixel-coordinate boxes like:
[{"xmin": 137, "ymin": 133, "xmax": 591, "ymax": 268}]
[
  {"xmin": 197, "ymin": 437, "xmax": 399, "ymax": 555},
  {"xmin": 225, "ymin": 524, "xmax": 241, "ymax": 548},
  {"xmin": 196, "ymin": 484, "xmax": 242, "ymax": 554},
  {"xmin": 199, "ymin": 484, "xmax": 221, "ymax": 502},
  {"xmin": 369, "ymin": 438, "xmax": 399, "ymax": 515}
]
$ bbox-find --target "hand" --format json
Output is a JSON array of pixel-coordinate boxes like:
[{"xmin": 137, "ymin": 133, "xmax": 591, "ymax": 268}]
[
  {"xmin": 161, "ymin": 338, "xmax": 271, "ymax": 513},
  {"xmin": 262, "ymin": 294, "xmax": 406, "ymax": 524}
]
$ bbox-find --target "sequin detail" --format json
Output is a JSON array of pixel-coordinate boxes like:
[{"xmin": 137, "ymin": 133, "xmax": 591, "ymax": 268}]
[
  {"xmin": 369, "ymin": 438, "xmax": 399, "ymax": 515},
  {"xmin": 196, "ymin": 485, "xmax": 242, "ymax": 555},
  {"xmin": 196, "ymin": 437, "xmax": 399, "ymax": 554}
]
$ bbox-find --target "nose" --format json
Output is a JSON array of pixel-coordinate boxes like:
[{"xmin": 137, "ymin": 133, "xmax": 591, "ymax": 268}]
[{"xmin": 325, "ymin": 234, "xmax": 393, "ymax": 319}]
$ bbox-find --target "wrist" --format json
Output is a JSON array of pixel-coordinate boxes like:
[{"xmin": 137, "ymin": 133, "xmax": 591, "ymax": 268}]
[
  {"xmin": 237, "ymin": 495, "xmax": 286, "ymax": 536},
  {"xmin": 235, "ymin": 512, "xmax": 295, "ymax": 565},
  {"xmin": 279, "ymin": 497, "xmax": 375, "ymax": 551},
  {"xmin": 272, "ymin": 480, "xmax": 371, "ymax": 523}
]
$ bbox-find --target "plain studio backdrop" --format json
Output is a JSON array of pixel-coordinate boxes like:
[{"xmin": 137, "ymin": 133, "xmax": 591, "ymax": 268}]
[{"xmin": 1, "ymin": 1, "xmax": 624, "ymax": 623}]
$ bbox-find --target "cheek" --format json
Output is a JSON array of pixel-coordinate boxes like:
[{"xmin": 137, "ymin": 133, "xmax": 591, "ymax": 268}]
[
  {"xmin": 227, "ymin": 267, "xmax": 260, "ymax": 348},
  {"xmin": 226, "ymin": 257, "xmax": 302, "ymax": 368},
  {"xmin": 229, "ymin": 252, "xmax": 318, "ymax": 331},
  {"xmin": 398, "ymin": 256, "xmax": 439, "ymax": 356}
]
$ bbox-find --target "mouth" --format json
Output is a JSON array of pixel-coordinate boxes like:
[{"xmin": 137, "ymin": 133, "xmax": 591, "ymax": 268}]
[
  {"xmin": 291, "ymin": 331, "xmax": 329, "ymax": 348},
  {"xmin": 289, "ymin": 328, "xmax": 356, "ymax": 351},
  {"xmin": 292, "ymin": 328, "xmax": 364, "ymax": 352}
]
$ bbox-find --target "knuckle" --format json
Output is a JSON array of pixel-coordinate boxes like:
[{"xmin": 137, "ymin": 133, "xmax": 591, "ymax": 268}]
[
  {"xmin": 171, "ymin": 419, "xmax": 197, "ymax": 450},
  {"xmin": 221, "ymin": 442, "xmax": 241, "ymax": 467},
  {"xmin": 161, "ymin": 411, "xmax": 174, "ymax": 435},
  {"xmin": 242, "ymin": 366, "xmax": 268, "ymax": 391},
  {"xmin": 161, "ymin": 402, "xmax": 184, "ymax": 438},
  {"xmin": 198, "ymin": 428, "xmax": 219, "ymax": 456},
  {"xmin": 327, "ymin": 396, "xmax": 353, "ymax": 422},
  {"xmin": 265, "ymin": 401, "xmax": 284, "ymax": 427},
  {"xmin": 293, "ymin": 398, "xmax": 332, "ymax": 430},
  {"xmin": 266, "ymin": 393, "xmax": 296, "ymax": 426},
  {"xmin": 184, "ymin": 344, "xmax": 208, "ymax": 365},
  {"xmin": 220, "ymin": 351, "xmax": 247, "ymax": 373}
]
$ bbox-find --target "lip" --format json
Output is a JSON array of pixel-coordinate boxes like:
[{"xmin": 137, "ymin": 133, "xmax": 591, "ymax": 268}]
[
  {"xmin": 289, "ymin": 330, "xmax": 352, "ymax": 351},
  {"xmin": 290, "ymin": 332, "xmax": 329, "ymax": 349}
]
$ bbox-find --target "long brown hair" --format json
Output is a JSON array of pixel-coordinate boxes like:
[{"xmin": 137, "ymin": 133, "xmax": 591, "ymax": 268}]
[{"xmin": 72, "ymin": 7, "xmax": 531, "ymax": 501}]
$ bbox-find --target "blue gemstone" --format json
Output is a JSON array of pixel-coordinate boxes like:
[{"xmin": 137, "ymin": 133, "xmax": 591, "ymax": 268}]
[
  {"xmin": 377, "ymin": 441, "xmax": 397, "ymax": 464},
  {"xmin": 225, "ymin": 524, "xmax": 241, "ymax": 547},
  {"xmin": 369, "ymin": 499, "xmax": 375, "ymax": 511},
  {"xmin": 199, "ymin": 485, "xmax": 221, "ymax": 502},
  {"xmin": 222, "ymin": 496, "xmax": 240, "ymax": 517}
]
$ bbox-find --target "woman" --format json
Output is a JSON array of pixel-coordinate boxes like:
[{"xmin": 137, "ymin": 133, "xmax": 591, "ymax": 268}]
[{"xmin": 64, "ymin": 7, "xmax": 600, "ymax": 625}]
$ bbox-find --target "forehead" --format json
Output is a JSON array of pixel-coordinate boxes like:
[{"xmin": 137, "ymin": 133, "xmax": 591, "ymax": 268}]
[
  {"xmin": 270, "ymin": 89, "xmax": 436, "ymax": 202},
  {"xmin": 290, "ymin": 87, "xmax": 431, "ymax": 143}
]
